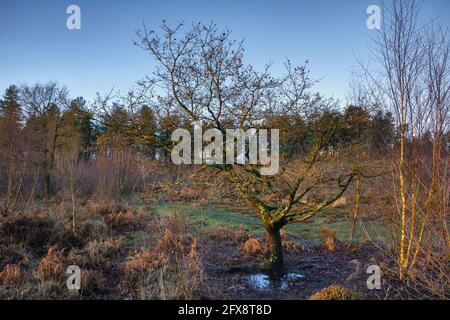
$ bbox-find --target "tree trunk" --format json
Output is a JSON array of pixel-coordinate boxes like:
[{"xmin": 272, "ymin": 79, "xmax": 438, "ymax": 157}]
[
  {"xmin": 44, "ymin": 163, "xmax": 52, "ymax": 197},
  {"xmin": 265, "ymin": 226, "xmax": 284, "ymax": 274}
]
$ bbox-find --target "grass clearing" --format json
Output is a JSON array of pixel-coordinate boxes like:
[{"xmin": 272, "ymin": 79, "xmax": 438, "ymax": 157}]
[{"xmin": 145, "ymin": 202, "xmax": 388, "ymax": 244}]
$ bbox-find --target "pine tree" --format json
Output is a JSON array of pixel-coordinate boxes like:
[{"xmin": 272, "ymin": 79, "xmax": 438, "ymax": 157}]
[
  {"xmin": 0, "ymin": 86, "xmax": 23, "ymax": 214},
  {"xmin": 138, "ymin": 105, "xmax": 157, "ymax": 158},
  {"xmin": 0, "ymin": 85, "xmax": 22, "ymax": 155},
  {"xmin": 0, "ymin": 85, "xmax": 22, "ymax": 129},
  {"xmin": 59, "ymin": 97, "xmax": 96, "ymax": 160}
]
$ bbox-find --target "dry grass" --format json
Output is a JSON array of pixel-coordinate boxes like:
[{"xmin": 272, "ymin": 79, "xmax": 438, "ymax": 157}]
[
  {"xmin": 241, "ymin": 237, "xmax": 263, "ymax": 256},
  {"xmin": 36, "ymin": 247, "xmax": 64, "ymax": 281},
  {"xmin": 67, "ymin": 238, "xmax": 123, "ymax": 272},
  {"xmin": 205, "ymin": 225, "xmax": 247, "ymax": 245},
  {"xmin": 280, "ymin": 231, "xmax": 304, "ymax": 253},
  {"xmin": 122, "ymin": 250, "xmax": 156, "ymax": 281},
  {"xmin": 0, "ymin": 201, "xmax": 222, "ymax": 299},
  {"xmin": 0, "ymin": 195, "xmax": 426, "ymax": 300},
  {"xmin": 331, "ymin": 196, "xmax": 347, "ymax": 208},
  {"xmin": 322, "ymin": 228, "xmax": 336, "ymax": 252},
  {"xmin": 88, "ymin": 202, "xmax": 148, "ymax": 232},
  {"xmin": 120, "ymin": 214, "xmax": 205, "ymax": 299},
  {"xmin": 85, "ymin": 239, "xmax": 123, "ymax": 265},
  {"xmin": 0, "ymin": 244, "xmax": 29, "ymax": 270},
  {"xmin": 308, "ymin": 285, "xmax": 361, "ymax": 300},
  {"xmin": 79, "ymin": 270, "xmax": 109, "ymax": 297},
  {"xmin": 0, "ymin": 264, "xmax": 24, "ymax": 287},
  {"xmin": 0, "ymin": 213, "xmax": 54, "ymax": 251}
]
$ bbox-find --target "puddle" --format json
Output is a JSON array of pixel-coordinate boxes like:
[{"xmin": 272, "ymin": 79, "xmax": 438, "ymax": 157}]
[
  {"xmin": 247, "ymin": 272, "xmax": 305, "ymax": 291},
  {"xmin": 247, "ymin": 274, "xmax": 271, "ymax": 290}
]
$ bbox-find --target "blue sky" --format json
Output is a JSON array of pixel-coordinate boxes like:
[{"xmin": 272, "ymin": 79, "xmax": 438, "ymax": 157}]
[{"xmin": 1, "ymin": 0, "xmax": 449, "ymax": 104}]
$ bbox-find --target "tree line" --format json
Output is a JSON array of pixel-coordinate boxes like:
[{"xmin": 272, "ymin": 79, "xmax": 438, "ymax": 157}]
[{"xmin": 0, "ymin": 81, "xmax": 402, "ymax": 207}]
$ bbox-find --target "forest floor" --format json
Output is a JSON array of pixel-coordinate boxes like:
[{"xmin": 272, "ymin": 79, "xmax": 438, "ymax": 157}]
[
  {"xmin": 126, "ymin": 201, "xmax": 390, "ymax": 299},
  {"xmin": 0, "ymin": 199, "xmax": 392, "ymax": 300}
]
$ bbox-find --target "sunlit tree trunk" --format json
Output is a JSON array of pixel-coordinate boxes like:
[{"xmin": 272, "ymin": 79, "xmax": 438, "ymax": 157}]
[{"xmin": 265, "ymin": 225, "xmax": 284, "ymax": 274}]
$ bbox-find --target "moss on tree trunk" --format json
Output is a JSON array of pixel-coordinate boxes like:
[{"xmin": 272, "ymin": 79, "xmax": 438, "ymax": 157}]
[{"xmin": 265, "ymin": 226, "xmax": 284, "ymax": 274}]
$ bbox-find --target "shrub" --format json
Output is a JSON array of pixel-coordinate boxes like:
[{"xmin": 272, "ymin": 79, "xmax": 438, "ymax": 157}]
[
  {"xmin": 36, "ymin": 247, "xmax": 64, "ymax": 281},
  {"xmin": 241, "ymin": 238, "xmax": 263, "ymax": 255},
  {"xmin": 0, "ymin": 244, "xmax": 29, "ymax": 270},
  {"xmin": 92, "ymin": 202, "xmax": 147, "ymax": 232},
  {"xmin": 66, "ymin": 237, "xmax": 123, "ymax": 274},
  {"xmin": 77, "ymin": 218, "xmax": 109, "ymax": 242},
  {"xmin": 0, "ymin": 264, "xmax": 24, "ymax": 287},
  {"xmin": 49, "ymin": 221, "xmax": 84, "ymax": 250},
  {"xmin": 85, "ymin": 238, "xmax": 123, "ymax": 269},
  {"xmin": 0, "ymin": 213, "xmax": 53, "ymax": 251},
  {"xmin": 106, "ymin": 210, "xmax": 135, "ymax": 231},
  {"xmin": 122, "ymin": 250, "xmax": 157, "ymax": 282},
  {"xmin": 308, "ymin": 285, "xmax": 361, "ymax": 300},
  {"xmin": 86, "ymin": 239, "xmax": 123, "ymax": 262},
  {"xmin": 80, "ymin": 270, "xmax": 109, "ymax": 297}
]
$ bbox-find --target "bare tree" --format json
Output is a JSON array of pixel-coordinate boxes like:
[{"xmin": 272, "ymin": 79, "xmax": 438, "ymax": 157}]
[
  {"xmin": 135, "ymin": 22, "xmax": 361, "ymax": 272},
  {"xmin": 366, "ymin": 0, "xmax": 449, "ymax": 293},
  {"xmin": 19, "ymin": 82, "xmax": 69, "ymax": 197}
]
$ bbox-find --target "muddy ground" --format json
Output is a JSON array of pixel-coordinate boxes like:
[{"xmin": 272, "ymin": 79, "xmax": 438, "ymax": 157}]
[{"xmin": 202, "ymin": 236, "xmax": 387, "ymax": 300}]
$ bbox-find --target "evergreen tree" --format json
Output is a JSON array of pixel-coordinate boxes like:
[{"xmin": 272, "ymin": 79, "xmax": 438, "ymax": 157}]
[
  {"xmin": 59, "ymin": 97, "xmax": 96, "ymax": 160},
  {"xmin": 0, "ymin": 85, "xmax": 22, "ymax": 129},
  {"xmin": 0, "ymin": 86, "xmax": 23, "ymax": 213},
  {"xmin": 0, "ymin": 85, "xmax": 22, "ymax": 157},
  {"xmin": 343, "ymin": 105, "xmax": 370, "ymax": 144},
  {"xmin": 367, "ymin": 110, "xmax": 395, "ymax": 155},
  {"xmin": 138, "ymin": 105, "xmax": 157, "ymax": 158}
]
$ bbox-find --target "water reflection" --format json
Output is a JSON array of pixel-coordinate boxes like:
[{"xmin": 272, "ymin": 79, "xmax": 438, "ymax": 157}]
[{"xmin": 247, "ymin": 272, "xmax": 305, "ymax": 291}]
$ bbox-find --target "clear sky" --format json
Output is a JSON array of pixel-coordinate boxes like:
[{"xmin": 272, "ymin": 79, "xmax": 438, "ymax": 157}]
[{"xmin": 1, "ymin": 0, "xmax": 449, "ymax": 105}]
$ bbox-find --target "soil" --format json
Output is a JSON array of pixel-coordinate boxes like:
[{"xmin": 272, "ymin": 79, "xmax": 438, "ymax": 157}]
[{"xmin": 206, "ymin": 241, "xmax": 387, "ymax": 300}]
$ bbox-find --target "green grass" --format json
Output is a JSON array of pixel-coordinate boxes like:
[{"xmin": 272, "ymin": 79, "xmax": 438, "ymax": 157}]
[
  {"xmin": 144, "ymin": 201, "xmax": 389, "ymax": 244},
  {"xmin": 119, "ymin": 231, "xmax": 151, "ymax": 248}
]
